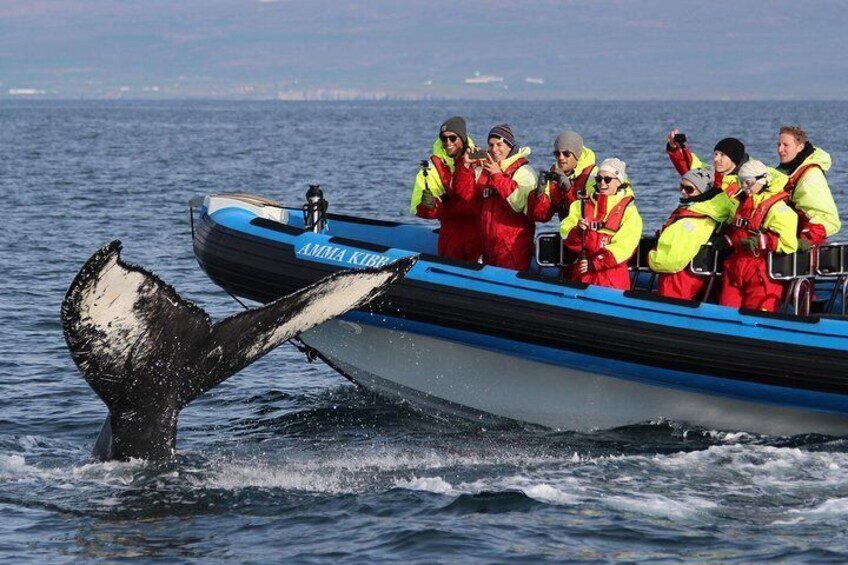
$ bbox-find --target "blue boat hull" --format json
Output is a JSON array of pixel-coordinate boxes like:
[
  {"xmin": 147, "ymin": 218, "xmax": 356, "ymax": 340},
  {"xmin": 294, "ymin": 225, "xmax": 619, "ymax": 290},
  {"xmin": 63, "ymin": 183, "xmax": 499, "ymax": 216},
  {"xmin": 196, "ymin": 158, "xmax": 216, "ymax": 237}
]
[{"xmin": 192, "ymin": 195, "xmax": 848, "ymax": 434}]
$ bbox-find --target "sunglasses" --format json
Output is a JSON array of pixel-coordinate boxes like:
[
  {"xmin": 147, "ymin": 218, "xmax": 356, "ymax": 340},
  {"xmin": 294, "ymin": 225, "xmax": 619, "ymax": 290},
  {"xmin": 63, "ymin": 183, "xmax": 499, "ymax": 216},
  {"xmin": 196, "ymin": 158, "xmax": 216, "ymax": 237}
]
[
  {"xmin": 440, "ymin": 134, "xmax": 459, "ymax": 143},
  {"xmin": 553, "ymin": 150, "xmax": 574, "ymax": 158},
  {"xmin": 680, "ymin": 184, "xmax": 698, "ymax": 195},
  {"xmin": 742, "ymin": 174, "xmax": 767, "ymax": 186},
  {"xmin": 595, "ymin": 175, "xmax": 617, "ymax": 185}
]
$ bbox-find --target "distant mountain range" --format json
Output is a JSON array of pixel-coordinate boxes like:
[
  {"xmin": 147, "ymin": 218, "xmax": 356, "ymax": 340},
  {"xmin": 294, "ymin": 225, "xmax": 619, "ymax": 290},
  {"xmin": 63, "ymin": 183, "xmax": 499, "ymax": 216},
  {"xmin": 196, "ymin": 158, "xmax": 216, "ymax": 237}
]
[{"xmin": 2, "ymin": 0, "xmax": 846, "ymax": 100}]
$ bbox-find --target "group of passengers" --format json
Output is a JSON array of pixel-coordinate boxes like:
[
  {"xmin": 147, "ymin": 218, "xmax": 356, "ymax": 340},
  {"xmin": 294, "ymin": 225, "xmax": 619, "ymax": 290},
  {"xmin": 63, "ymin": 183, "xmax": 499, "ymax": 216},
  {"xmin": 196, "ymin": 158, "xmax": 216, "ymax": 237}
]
[{"xmin": 410, "ymin": 116, "xmax": 841, "ymax": 313}]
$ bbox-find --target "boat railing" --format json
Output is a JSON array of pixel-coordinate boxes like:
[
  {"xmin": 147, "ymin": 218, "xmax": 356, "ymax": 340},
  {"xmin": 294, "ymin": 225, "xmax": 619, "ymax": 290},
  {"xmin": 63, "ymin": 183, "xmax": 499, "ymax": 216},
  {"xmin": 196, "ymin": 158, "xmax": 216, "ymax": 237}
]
[
  {"xmin": 535, "ymin": 232, "xmax": 565, "ymax": 267},
  {"xmin": 534, "ymin": 233, "xmax": 848, "ymax": 317},
  {"xmin": 814, "ymin": 242, "xmax": 848, "ymax": 316}
]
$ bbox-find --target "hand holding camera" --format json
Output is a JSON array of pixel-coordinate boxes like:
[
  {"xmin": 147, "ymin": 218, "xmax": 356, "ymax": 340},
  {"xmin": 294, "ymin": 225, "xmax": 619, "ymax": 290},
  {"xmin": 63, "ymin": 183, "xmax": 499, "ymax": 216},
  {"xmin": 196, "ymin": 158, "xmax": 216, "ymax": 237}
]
[
  {"xmin": 534, "ymin": 170, "xmax": 551, "ymax": 198},
  {"xmin": 667, "ymin": 129, "xmax": 687, "ymax": 150},
  {"xmin": 421, "ymin": 186, "xmax": 436, "ymax": 210}
]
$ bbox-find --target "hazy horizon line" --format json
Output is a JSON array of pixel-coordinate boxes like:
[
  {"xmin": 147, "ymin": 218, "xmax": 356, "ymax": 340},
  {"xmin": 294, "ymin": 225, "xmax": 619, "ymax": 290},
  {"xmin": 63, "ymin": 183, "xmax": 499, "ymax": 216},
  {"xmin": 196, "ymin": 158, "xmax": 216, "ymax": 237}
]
[{"xmin": 3, "ymin": 96, "xmax": 848, "ymax": 103}]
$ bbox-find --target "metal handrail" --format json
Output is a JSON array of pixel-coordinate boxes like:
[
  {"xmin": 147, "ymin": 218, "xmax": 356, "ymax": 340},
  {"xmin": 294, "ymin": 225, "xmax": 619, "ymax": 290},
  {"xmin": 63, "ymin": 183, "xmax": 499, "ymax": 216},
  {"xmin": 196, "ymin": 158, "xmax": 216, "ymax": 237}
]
[
  {"xmin": 534, "ymin": 232, "xmax": 564, "ymax": 267},
  {"xmin": 532, "ymin": 233, "xmax": 848, "ymax": 316},
  {"xmin": 816, "ymin": 242, "xmax": 848, "ymax": 276},
  {"xmin": 767, "ymin": 250, "xmax": 813, "ymax": 281}
]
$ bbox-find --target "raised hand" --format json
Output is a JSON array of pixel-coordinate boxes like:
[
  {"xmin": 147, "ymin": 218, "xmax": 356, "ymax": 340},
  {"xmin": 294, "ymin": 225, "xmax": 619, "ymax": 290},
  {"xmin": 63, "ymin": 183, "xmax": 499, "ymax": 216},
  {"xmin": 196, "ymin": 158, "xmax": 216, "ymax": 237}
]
[
  {"xmin": 422, "ymin": 186, "xmax": 436, "ymax": 210},
  {"xmin": 482, "ymin": 153, "xmax": 501, "ymax": 176}
]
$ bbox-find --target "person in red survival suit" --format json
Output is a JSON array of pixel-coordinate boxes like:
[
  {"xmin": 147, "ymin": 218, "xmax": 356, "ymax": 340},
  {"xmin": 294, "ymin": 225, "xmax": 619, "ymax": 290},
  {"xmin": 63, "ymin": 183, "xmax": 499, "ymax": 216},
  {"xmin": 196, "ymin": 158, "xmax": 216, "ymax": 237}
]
[
  {"xmin": 453, "ymin": 124, "xmax": 537, "ymax": 271},
  {"xmin": 719, "ymin": 160, "xmax": 799, "ymax": 312},
  {"xmin": 409, "ymin": 116, "xmax": 482, "ymax": 262},
  {"xmin": 526, "ymin": 130, "xmax": 597, "ymax": 222},
  {"xmin": 558, "ymin": 158, "xmax": 643, "ymax": 290},
  {"xmin": 665, "ymin": 130, "xmax": 748, "ymax": 196}
]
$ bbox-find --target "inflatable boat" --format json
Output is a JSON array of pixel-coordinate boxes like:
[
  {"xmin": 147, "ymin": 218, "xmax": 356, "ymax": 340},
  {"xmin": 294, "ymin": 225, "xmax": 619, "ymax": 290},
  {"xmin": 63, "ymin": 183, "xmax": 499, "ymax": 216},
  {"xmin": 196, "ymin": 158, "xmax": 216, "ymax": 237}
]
[{"xmin": 190, "ymin": 192, "xmax": 848, "ymax": 436}]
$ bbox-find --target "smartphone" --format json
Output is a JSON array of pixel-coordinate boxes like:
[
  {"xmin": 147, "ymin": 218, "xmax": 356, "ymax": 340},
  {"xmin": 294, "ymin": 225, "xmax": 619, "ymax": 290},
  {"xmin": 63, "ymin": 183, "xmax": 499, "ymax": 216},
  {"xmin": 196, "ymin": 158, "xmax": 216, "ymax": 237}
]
[{"xmin": 468, "ymin": 148, "xmax": 489, "ymax": 160}]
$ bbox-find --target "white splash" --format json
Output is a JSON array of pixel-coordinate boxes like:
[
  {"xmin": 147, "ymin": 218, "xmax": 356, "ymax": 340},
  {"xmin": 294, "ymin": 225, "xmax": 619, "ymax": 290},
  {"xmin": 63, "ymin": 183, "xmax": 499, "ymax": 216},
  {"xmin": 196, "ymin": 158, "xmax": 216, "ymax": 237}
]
[
  {"xmin": 395, "ymin": 476, "xmax": 455, "ymax": 495},
  {"xmin": 604, "ymin": 493, "xmax": 718, "ymax": 519}
]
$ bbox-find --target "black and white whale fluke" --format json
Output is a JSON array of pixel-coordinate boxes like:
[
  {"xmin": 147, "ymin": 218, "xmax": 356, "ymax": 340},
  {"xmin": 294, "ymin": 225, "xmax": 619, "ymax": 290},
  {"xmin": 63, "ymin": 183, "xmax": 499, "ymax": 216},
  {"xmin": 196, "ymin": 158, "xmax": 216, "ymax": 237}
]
[{"xmin": 61, "ymin": 240, "xmax": 416, "ymax": 462}]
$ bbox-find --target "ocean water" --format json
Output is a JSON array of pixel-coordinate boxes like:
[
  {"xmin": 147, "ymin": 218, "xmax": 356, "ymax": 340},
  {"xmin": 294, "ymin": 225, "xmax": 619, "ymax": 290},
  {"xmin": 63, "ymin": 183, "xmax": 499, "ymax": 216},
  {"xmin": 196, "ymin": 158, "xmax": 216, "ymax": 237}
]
[{"xmin": 3, "ymin": 99, "xmax": 848, "ymax": 563}]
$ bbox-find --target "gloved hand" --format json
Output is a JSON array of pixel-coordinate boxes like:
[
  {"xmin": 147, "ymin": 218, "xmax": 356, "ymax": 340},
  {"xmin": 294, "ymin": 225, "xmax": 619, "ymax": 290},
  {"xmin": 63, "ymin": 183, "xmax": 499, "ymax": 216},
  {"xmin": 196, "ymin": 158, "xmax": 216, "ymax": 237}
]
[
  {"xmin": 554, "ymin": 171, "xmax": 572, "ymax": 191},
  {"xmin": 534, "ymin": 171, "xmax": 548, "ymax": 198},
  {"xmin": 740, "ymin": 237, "xmax": 759, "ymax": 253},
  {"xmin": 421, "ymin": 187, "xmax": 436, "ymax": 210},
  {"xmin": 797, "ymin": 238, "xmax": 812, "ymax": 253}
]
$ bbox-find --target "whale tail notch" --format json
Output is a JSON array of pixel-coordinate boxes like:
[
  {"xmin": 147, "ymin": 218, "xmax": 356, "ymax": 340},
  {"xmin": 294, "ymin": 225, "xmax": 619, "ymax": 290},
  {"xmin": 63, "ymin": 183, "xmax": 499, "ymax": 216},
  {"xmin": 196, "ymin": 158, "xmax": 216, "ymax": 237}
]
[{"xmin": 61, "ymin": 240, "xmax": 416, "ymax": 461}]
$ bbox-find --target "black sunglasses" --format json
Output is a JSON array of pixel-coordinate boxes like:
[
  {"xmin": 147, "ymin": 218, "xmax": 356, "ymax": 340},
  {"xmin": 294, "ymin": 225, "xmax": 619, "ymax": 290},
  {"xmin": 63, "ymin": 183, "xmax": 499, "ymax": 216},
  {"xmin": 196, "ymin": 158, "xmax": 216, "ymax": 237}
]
[
  {"xmin": 553, "ymin": 150, "xmax": 574, "ymax": 158},
  {"xmin": 595, "ymin": 175, "xmax": 617, "ymax": 185},
  {"xmin": 680, "ymin": 184, "xmax": 698, "ymax": 194},
  {"xmin": 440, "ymin": 134, "xmax": 459, "ymax": 143}
]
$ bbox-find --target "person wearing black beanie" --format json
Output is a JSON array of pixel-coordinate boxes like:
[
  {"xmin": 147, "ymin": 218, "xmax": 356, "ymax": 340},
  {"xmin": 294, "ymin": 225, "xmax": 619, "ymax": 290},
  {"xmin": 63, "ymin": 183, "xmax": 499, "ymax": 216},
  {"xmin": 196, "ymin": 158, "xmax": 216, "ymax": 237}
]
[
  {"xmin": 665, "ymin": 128, "xmax": 748, "ymax": 196},
  {"xmin": 439, "ymin": 116, "xmax": 468, "ymax": 150},
  {"xmin": 713, "ymin": 137, "xmax": 747, "ymax": 173}
]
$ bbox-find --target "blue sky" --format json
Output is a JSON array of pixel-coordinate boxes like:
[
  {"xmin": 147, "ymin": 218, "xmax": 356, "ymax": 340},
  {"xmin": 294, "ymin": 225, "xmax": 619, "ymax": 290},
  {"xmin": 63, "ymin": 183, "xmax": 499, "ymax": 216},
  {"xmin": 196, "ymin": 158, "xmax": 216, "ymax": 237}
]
[{"xmin": 1, "ymin": 0, "xmax": 847, "ymax": 99}]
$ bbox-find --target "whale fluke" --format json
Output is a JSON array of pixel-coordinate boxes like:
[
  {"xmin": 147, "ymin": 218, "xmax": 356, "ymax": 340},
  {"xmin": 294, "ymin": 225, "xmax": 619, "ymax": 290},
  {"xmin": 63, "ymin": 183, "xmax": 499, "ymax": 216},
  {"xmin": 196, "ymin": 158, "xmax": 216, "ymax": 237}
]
[{"xmin": 61, "ymin": 240, "xmax": 415, "ymax": 461}]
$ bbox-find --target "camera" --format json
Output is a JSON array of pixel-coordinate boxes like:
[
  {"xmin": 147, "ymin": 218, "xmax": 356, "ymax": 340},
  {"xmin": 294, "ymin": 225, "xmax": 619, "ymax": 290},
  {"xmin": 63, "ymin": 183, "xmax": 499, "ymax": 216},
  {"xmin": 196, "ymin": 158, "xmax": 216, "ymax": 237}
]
[
  {"xmin": 468, "ymin": 148, "xmax": 489, "ymax": 160},
  {"xmin": 673, "ymin": 133, "xmax": 687, "ymax": 145},
  {"xmin": 539, "ymin": 170, "xmax": 557, "ymax": 183}
]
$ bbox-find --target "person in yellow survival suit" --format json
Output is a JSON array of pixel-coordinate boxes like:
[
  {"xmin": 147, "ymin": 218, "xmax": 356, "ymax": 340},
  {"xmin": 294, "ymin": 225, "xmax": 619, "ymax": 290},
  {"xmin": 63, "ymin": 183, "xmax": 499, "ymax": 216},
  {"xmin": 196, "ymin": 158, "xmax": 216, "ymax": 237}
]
[
  {"xmin": 559, "ymin": 158, "xmax": 643, "ymax": 290},
  {"xmin": 410, "ymin": 116, "xmax": 482, "ymax": 261},
  {"xmin": 775, "ymin": 125, "xmax": 840, "ymax": 246},
  {"xmin": 719, "ymin": 160, "xmax": 798, "ymax": 312},
  {"xmin": 666, "ymin": 130, "xmax": 748, "ymax": 196},
  {"xmin": 526, "ymin": 130, "xmax": 597, "ymax": 222},
  {"xmin": 648, "ymin": 168, "xmax": 733, "ymax": 300}
]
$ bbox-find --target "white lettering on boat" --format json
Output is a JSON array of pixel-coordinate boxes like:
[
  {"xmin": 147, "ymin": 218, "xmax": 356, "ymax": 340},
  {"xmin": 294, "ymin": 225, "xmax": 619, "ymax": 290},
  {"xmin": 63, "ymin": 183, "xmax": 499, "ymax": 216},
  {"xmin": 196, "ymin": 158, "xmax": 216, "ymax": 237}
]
[{"xmin": 297, "ymin": 243, "xmax": 391, "ymax": 269}]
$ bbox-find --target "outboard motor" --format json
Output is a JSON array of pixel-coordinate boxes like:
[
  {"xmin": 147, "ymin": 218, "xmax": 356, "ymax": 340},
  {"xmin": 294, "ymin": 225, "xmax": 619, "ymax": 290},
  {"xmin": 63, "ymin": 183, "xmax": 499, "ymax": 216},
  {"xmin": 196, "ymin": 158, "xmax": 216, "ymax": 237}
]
[{"xmin": 303, "ymin": 184, "xmax": 328, "ymax": 233}]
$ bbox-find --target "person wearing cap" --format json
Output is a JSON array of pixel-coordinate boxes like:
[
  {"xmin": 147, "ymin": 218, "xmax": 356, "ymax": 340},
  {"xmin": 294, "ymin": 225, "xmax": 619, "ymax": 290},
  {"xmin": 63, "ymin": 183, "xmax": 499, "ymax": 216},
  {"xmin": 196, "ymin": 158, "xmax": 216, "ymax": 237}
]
[
  {"xmin": 526, "ymin": 130, "xmax": 597, "ymax": 223},
  {"xmin": 410, "ymin": 116, "xmax": 482, "ymax": 261},
  {"xmin": 775, "ymin": 125, "xmax": 840, "ymax": 246},
  {"xmin": 666, "ymin": 130, "xmax": 748, "ymax": 196},
  {"xmin": 558, "ymin": 158, "xmax": 643, "ymax": 289},
  {"xmin": 719, "ymin": 160, "xmax": 798, "ymax": 312},
  {"xmin": 453, "ymin": 123, "xmax": 537, "ymax": 271},
  {"xmin": 648, "ymin": 168, "xmax": 733, "ymax": 300}
]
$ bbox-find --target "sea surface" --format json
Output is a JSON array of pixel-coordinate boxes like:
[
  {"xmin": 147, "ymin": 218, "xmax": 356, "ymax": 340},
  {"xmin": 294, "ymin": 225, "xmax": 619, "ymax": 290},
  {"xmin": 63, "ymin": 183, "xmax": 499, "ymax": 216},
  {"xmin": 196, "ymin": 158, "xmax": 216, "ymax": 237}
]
[{"xmin": 3, "ymin": 99, "xmax": 848, "ymax": 563}]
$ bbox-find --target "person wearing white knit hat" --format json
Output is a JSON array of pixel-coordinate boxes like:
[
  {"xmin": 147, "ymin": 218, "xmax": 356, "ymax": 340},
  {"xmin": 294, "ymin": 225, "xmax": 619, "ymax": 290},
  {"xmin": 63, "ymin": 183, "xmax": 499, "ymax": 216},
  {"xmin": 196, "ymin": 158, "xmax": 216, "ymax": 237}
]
[
  {"xmin": 719, "ymin": 159, "xmax": 799, "ymax": 312},
  {"xmin": 557, "ymin": 157, "xmax": 643, "ymax": 290}
]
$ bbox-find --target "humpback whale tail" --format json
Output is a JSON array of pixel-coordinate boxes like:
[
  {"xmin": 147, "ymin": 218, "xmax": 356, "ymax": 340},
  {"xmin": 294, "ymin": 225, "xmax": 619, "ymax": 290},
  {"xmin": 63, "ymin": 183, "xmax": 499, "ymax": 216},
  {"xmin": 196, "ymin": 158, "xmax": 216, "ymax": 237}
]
[{"xmin": 61, "ymin": 240, "xmax": 416, "ymax": 461}]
